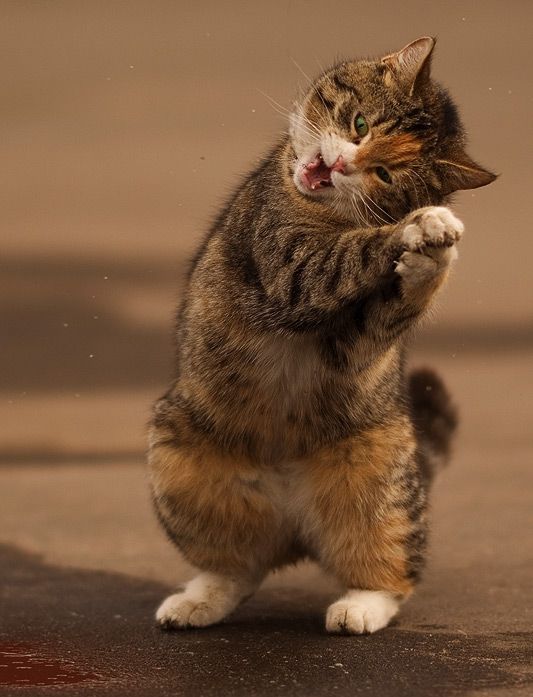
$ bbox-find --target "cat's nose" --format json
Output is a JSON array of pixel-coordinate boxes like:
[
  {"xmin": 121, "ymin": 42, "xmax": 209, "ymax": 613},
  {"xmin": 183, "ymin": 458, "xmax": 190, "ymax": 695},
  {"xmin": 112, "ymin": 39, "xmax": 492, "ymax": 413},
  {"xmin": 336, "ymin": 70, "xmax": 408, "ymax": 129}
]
[{"xmin": 331, "ymin": 156, "xmax": 345, "ymax": 174}]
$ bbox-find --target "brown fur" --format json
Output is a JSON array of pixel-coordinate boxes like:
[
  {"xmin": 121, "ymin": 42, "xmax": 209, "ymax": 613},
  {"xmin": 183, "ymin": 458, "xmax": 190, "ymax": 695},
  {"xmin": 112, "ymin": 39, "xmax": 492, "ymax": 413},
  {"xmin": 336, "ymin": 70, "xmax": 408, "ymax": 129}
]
[
  {"xmin": 356, "ymin": 132, "xmax": 424, "ymax": 169},
  {"xmin": 148, "ymin": 37, "xmax": 495, "ymax": 631}
]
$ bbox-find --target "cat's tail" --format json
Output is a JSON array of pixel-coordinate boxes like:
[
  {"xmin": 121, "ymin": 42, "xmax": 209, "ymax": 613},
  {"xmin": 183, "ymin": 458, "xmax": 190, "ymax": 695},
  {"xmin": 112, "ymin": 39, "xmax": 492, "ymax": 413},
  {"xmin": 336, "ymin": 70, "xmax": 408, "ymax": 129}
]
[{"xmin": 408, "ymin": 368, "xmax": 458, "ymax": 486}]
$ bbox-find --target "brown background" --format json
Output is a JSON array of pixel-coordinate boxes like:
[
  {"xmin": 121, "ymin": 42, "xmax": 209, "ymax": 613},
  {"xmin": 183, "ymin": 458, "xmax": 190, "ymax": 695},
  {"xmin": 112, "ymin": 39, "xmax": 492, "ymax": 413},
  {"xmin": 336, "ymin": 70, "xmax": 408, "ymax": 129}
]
[{"xmin": 3, "ymin": 1, "xmax": 532, "ymax": 424}]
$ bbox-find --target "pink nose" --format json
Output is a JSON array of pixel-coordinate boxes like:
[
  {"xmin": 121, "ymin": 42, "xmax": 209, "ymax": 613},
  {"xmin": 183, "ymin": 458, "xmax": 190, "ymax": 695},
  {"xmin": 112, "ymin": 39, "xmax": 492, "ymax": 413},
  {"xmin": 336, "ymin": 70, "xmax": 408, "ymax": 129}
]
[{"xmin": 331, "ymin": 156, "xmax": 345, "ymax": 174}]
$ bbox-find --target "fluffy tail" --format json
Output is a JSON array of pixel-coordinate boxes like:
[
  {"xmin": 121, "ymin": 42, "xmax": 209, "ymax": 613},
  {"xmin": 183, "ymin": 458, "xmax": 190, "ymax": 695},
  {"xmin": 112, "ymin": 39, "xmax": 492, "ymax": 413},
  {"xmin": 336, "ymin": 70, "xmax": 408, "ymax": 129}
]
[{"xmin": 409, "ymin": 368, "xmax": 458, "ymax": 486}]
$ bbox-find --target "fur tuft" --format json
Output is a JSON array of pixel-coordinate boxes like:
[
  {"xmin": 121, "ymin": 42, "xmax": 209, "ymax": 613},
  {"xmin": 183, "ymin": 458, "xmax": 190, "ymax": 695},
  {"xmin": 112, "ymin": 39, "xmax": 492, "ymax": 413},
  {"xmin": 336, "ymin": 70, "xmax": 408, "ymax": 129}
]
[{"xmin": 409, "ymin": 368, "xmax": 458, "ymax": 485}]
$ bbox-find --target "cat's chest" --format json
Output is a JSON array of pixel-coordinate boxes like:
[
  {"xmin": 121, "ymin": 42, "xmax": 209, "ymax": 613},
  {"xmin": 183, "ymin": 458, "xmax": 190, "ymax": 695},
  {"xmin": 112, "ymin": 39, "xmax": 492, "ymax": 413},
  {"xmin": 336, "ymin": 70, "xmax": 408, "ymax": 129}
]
[{"xmin": 253, "ymin": 334, "xmax": 323, "ymax": 416}]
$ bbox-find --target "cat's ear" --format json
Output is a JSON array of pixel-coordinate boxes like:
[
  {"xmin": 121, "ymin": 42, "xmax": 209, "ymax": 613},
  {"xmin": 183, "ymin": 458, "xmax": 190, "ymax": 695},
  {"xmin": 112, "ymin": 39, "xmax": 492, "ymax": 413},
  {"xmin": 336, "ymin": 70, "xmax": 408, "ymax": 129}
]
[
  {"xmin": 436, "ymin": 151, "xmax": 498, "ymax": 194},
  {"xmin": 382, "ymin": 36, "xmax": 435, "ymax": 95}
]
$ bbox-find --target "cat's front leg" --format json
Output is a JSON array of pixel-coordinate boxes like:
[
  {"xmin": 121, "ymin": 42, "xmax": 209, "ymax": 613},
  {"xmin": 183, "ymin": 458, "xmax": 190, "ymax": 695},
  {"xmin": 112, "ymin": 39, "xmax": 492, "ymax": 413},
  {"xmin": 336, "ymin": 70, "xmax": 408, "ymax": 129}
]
[
  {"xmin": 353, "ymin": 206, "xmax": 463, "ymax": 352},
  {"xmin": 395, "ymin": 205, "xmax": 464, "ymax": 298}
]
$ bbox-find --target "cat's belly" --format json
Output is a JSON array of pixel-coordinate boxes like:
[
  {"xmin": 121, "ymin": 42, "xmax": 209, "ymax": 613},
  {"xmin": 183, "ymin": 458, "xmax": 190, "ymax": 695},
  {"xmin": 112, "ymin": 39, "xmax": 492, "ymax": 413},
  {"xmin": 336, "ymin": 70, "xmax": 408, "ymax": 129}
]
[{"xmin": 207, "ymin": 332, "xmax": 397, "ymax": 462}]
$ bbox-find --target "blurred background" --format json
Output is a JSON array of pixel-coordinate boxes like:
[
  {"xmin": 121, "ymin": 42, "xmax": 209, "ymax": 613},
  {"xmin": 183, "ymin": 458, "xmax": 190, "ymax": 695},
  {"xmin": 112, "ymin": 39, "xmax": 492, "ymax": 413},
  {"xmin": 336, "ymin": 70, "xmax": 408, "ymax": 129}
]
[
  {"xmin": 1, "ymin": 0, "xmax": 532, "ymax": 670},
  {"xmin": 2, "ymin": 0, "xmax": 531, "ymax": 464},
  {"xmin": 0, "ymin": 0, "xmax": 533, "ymax": 697}
]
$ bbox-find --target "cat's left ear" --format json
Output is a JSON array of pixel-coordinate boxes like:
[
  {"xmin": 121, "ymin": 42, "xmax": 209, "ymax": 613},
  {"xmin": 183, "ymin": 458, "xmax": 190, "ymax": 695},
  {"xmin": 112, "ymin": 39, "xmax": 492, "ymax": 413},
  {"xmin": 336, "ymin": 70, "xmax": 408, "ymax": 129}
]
[
  {"xmin": 436, "ymin": 150, "xmax": 498, "ymax": 194},
  {"xmin": 382, "ymin": 36, "xmax": 435, "ymax": 95}
]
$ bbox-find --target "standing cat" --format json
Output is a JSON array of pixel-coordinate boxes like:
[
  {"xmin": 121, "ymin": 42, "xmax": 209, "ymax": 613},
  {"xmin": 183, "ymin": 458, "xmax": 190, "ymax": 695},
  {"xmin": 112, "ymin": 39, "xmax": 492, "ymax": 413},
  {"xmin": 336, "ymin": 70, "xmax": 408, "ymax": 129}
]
[{"xmin": 148, "ymin": 37, "xmax": 495, "ymax": 634}]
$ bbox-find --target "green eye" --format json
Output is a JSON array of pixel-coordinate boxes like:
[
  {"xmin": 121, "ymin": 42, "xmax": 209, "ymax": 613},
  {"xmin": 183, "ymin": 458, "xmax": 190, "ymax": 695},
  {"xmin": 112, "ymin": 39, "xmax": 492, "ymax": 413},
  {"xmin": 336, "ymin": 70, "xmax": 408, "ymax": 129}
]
[
  {"xmin": 354, "ymin": 113, "xmax": 369, "ymax": 137},
  {"xmin": 375, "ymin": 166, "xmax": 392, "ymax": 184}
]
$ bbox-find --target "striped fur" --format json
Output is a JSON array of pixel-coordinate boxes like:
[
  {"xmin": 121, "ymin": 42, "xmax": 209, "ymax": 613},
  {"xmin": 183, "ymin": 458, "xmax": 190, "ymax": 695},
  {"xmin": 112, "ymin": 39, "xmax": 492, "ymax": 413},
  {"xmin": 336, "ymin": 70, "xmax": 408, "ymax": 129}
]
[{"xmin": 148, "ymin": 37, "xmax": 494, "ymax": 634}]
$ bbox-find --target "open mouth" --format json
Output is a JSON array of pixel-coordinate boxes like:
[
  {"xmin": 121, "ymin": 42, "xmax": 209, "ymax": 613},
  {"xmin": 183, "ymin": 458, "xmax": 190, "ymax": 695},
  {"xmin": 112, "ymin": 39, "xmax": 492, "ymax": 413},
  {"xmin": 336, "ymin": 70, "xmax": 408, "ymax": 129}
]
[{"xmin": 300, "ymin": 153, "xmax": 344, "ymax": 191}]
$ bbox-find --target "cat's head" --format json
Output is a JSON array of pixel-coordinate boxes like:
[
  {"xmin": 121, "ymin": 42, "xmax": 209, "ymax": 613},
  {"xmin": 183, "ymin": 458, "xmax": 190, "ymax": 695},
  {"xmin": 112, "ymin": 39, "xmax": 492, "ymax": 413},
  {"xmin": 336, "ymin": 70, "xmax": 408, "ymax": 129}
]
[{"xmin": 289, "ymin": 37, "xmax": 496, "ymax": 225}]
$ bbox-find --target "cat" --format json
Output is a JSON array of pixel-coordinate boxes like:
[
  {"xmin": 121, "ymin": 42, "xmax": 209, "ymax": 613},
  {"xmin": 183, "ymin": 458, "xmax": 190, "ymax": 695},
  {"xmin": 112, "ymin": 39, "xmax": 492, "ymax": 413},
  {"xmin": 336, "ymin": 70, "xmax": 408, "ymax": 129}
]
[{"xmin": 148, "ymin": 37, "xmax": 495, "ymax": 634}]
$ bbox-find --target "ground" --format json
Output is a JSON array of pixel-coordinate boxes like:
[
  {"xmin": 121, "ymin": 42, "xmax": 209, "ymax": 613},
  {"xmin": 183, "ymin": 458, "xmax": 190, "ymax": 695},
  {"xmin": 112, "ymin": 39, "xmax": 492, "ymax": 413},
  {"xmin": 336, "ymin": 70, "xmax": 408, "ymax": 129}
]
[{"xmin": 1, "ymin": 350, "xmax": 532, "ymax": 696}]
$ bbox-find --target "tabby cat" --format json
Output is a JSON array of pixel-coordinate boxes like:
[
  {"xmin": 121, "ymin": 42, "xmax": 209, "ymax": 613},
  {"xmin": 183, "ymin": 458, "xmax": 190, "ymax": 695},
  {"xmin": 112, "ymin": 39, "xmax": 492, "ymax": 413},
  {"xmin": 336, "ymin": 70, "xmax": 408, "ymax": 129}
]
[{"xmin": 148, "ymin": 37, "xmax": 495, "ymax": 634}]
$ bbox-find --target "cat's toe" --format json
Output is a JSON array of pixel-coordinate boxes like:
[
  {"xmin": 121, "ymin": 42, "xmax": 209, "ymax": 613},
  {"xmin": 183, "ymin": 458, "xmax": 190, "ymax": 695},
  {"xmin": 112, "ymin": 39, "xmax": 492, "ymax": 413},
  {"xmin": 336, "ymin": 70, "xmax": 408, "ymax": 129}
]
[
  {"xmin": 402, "ymin": 206, "xmax": 464, "ymax": 251},
  {"xmin": 156, "ymin": 593, "xmax": 197, "ymax": 629},
  {"xmin": 420, "ymin": 206, "xmax": 464, "ymax": 246},
  {"xmin": 156, "ymin": 591, "xmax": 233, "ymax": 629},
  {"xmin": 325, "ymin": 590, "xmax": 399, "ymax": 635}
]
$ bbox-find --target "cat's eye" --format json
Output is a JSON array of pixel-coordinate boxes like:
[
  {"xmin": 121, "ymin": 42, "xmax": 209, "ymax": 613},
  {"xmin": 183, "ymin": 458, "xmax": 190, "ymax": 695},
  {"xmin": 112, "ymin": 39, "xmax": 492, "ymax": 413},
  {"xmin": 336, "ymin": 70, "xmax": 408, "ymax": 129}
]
[
  {"xmin": 354, "ymin": 113, "xmax": 369, "ymax": 138},
  {"xmin": 375, "ymin": 166, "xmax": 392, "ymax": 184}
]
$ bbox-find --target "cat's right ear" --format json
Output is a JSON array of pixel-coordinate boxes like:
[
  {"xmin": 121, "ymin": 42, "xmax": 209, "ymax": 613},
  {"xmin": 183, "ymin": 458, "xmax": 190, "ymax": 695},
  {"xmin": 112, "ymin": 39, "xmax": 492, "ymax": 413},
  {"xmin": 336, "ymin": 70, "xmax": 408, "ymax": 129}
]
[{"xmin": 382, "ymin": 37, "xmax": 435, "ymax": 95}]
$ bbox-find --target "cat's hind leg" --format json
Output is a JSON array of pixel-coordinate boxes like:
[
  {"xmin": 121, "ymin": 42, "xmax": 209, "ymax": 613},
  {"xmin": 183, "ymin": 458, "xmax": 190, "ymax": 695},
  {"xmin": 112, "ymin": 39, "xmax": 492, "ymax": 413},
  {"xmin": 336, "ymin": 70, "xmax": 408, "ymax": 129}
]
[
  {"xmin": 148, "ymin": 408, "xmax": 283, "ymax": 629},
  {"xmin": 156, "ymin": 571, "xmax": 259, "ymax": 629},
  {"xmin": 300, "ymin": 416, "xmax": 427, "ymax": 634},
  {"xmin": 325, "ymin": 589, "xmax": 401, "ymax": 634}
]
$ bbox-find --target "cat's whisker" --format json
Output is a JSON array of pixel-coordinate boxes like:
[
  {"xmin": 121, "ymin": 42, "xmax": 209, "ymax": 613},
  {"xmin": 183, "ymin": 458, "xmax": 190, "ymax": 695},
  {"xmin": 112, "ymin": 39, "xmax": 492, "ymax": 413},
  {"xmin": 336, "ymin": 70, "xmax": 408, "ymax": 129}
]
[
  {"xmin": 360, "ymin": 190, "xmax": 398, "ymax": 224},
  {"xmin": 402, "ymin": 169, "xmax": 420, "ymax": 209},
  {"xmin": 258, "ymin": 89, "xmax": 319, "ymax": 139},
  {"xmin": 346, "ymin": 189, "xmax": 367, "ymax": 227},
  {"xmin": 406, "ymin": 167, "xmax": 431, "ymax": 207},
  {"xmin": 358, "ymin": 190, "xmax": 390, "ymax": 227},
  {"xmin": 297, "ymin": 111, "xmax": 324, "ymax": 139},
  {"xmin": 261, "ymin": 95, "xmax": 320, "ymax": 143},
  {"xmin": 290, "ymin": 56, "xmax": 315, "ymax": 88}
]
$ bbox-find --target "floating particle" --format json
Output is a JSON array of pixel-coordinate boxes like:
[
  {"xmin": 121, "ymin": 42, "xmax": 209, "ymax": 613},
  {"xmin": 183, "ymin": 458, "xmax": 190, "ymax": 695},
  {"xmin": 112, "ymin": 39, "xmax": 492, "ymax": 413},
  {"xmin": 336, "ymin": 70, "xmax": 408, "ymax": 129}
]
[
  {"xmin": 63, "ymin": 322, "xmax": 69, "ymax": 328},
  {"xmin": 104, "ymin": 276, "xmax": 109, "ymax": 280},
  {"xmin": 93, "ymin": 315, "xmax": 99, "ymax": 320},
  {"xmin": 89, "ymin": 354, "xmax": 94, "ymax": 359},
  {"xmin": 129, "ymin": 65, "xmax": 135, "ymax": 69}
]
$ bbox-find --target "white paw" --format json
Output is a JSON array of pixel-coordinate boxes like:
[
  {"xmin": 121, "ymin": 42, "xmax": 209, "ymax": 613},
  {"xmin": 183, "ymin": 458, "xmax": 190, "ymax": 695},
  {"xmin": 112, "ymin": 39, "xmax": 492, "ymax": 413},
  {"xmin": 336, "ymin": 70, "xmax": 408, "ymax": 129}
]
[
  {"xmin": 325, "ymin": 590, "xmax": 400, "ymax": 635},
  {"xmin": 156, "ymin": 592, "xmax": 228, "ymax": 629},
  {"xmin": 156, "ymin": 572, "xmax": 256, "ymax": 630},
  {"xmin": 402, "ymin": 206, "xmax": 464, "ymax": 251},
  {"xmin": 396, "ymin": 245, "xmax": 458, "ymax": 286}
]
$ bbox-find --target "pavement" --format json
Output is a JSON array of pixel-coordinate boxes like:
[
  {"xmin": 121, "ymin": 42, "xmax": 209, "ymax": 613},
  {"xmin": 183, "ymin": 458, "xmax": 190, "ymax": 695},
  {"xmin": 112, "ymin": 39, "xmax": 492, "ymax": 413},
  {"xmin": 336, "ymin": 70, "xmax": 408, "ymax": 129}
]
[
  {"xmin": 1, "ymin": 1, "xmax": 532, "ymax": 695},
  {"xmin": 1, "ymin": 349, "xmax": 532, "ymax": 696}
]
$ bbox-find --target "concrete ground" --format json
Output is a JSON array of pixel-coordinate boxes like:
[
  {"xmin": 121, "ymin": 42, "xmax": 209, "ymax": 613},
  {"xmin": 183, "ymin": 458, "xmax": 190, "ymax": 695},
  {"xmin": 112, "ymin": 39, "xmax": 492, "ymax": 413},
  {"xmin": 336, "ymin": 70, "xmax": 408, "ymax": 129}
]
[
  {"xmin": 1, "ymin": 1, "xmax": 532, "ymax": 695},
  {"xmin": 1, "ymin": 348, "xmax": 532, "ymax": 696}
]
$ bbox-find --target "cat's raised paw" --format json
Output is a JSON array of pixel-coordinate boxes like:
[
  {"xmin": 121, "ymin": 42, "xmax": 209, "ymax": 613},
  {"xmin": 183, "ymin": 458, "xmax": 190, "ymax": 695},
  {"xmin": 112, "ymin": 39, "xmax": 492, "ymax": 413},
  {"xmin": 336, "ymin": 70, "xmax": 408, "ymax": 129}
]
[
  {"xmin": 325, "ymin": 590, "xmax": 400, "ymax": 635},
  {"xmin": 402, "ymin": 206, "xmax": 464, "ymax": 251}
]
